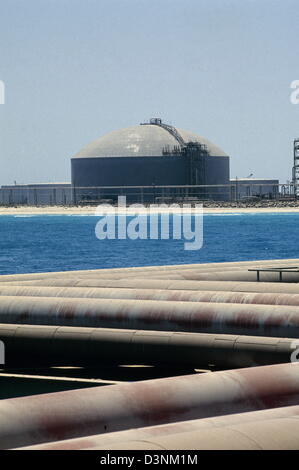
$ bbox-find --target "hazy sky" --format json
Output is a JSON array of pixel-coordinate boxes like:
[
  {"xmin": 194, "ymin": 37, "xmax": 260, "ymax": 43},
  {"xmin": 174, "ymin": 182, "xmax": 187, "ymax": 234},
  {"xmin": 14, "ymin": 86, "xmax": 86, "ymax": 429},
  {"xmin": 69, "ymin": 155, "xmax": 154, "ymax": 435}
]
[{"xmin": 0, "ymin": 0, "xmax": 298, "ymax": 186}]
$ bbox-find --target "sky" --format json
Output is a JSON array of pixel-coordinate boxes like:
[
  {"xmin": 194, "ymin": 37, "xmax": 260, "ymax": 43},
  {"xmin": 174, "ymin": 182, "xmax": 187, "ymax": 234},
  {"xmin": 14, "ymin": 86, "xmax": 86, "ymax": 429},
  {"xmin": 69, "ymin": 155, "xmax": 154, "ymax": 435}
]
[{"xmin": 0, "ymin": 0, "xmax": 298, "ymax": 186}]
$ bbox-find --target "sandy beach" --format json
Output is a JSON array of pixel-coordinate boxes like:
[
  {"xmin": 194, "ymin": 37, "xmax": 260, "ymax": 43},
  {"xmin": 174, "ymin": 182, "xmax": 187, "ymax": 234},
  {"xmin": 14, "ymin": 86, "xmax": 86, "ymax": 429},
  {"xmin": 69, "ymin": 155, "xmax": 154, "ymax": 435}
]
[{"xmin": 1, "ymin": 205, "xmax": 299, "ymax": 215}]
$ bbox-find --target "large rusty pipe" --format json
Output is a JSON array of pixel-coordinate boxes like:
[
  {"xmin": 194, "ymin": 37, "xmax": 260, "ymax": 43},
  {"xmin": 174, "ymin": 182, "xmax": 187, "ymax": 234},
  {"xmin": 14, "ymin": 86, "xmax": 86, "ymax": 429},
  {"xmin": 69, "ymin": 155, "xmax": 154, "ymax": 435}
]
[
  {"xmin": 20, "ymin": 404, "xmax": 299, "ymax": 450},
  {"xmin": 5, "ymin": 265, "xmax": 299, "ymax": 284},
  {"xmin": 2, "ymin": 285, "xmax": 299, "ymax": 306},
  {"xmin": 0, "ymin": 323, "xmax": 296, "ymax": 368},
  {"xmin": 1, "ymin": 363, "xmax": 299, "ymax": 449},
  {"xmin": 0, "ymin": 296, "xmax": 299, "ymax": 337},
  {"xmin": 89, "ymin": 416, "xmax": 299, "ymax": 450},
  {"xmin": 3, "ymin": 264, "xmax": 299, "ymax": 286},
  {"xmin": 1, "ymin": 258, "xmax": 298, "ymax": 283},
  {"xmin": 0, "ymin": 265, "xmax": 265, "ymax": 286},
  {"xmin": 0, "ymin": 267, "xmax": 285, "ymax": 285},
  {"xmin": 5, "ymin": 278, "xmax": 299, "ymax": 295},
  {"xmin": 2, "ymin": 262, "xmax": 293, "ymax": 283}
]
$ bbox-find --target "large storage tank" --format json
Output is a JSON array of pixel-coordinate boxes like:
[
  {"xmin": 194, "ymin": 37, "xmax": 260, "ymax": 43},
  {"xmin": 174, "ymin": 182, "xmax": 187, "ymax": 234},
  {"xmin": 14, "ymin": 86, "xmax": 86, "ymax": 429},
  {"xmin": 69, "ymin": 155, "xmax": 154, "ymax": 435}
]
[{"xmin": 71, "ymin": 119, "xmax": 230, "ymax": 203}]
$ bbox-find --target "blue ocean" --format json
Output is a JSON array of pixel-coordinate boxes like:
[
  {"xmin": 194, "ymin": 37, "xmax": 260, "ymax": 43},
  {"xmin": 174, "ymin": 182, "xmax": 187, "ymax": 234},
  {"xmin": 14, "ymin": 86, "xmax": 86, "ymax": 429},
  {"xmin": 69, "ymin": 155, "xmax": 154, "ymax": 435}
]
[{"xmin": 0, "ymin": 213, "xmax": 298, "ymax": 275}]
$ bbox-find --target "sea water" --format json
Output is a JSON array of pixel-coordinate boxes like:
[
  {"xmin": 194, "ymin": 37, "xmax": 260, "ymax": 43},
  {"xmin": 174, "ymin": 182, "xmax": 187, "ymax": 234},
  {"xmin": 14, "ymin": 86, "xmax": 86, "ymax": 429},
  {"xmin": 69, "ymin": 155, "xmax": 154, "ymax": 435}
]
[{"xmin": 0, "ymin": 213, "xmax": 298, "ymax": 275}]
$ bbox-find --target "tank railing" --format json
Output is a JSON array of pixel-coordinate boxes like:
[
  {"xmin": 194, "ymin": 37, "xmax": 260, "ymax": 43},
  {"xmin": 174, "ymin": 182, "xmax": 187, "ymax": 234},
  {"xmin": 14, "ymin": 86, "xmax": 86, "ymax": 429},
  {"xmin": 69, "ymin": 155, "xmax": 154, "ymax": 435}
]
[{"xmin": 140, "ymin": 120, "xmax": 186, "ymax": 147}]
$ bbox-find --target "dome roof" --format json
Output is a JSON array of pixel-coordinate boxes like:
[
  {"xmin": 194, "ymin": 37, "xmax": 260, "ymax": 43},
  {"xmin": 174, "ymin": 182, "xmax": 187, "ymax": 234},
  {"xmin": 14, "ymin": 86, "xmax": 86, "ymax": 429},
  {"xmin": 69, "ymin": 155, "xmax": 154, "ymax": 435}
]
[{"xmin": 73, "ymin": 124, "xmax": 228, "ymax": 159}]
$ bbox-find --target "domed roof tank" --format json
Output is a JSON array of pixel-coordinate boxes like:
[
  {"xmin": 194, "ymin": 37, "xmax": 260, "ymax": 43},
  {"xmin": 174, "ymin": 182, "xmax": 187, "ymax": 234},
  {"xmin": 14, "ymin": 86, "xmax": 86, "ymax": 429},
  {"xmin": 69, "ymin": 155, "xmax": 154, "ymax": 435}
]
[{"xmin": 73, "ymin": 122, "xmax": 227, "ymax": 159}]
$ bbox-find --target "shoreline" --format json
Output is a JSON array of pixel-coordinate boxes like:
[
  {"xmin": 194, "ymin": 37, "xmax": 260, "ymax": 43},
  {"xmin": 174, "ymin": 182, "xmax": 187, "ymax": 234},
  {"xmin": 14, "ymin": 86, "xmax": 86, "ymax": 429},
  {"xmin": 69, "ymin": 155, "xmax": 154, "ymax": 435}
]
[{"xmin": 1, "ymin": 205, "xmax": 299, "ymax": 215}]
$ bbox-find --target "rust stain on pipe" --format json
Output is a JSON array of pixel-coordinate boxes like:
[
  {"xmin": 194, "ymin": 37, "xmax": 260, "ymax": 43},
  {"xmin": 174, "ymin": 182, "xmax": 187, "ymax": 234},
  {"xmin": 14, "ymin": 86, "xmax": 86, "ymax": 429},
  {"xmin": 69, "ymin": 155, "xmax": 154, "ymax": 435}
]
[
  {"xmin": 1, "ymin": 363, "xmax": 299, "ymax": 449},
  {"xmin": 19, "ymin": 404, "xmax": 299, "ymax": 450},
  {"xmin": 2, "ymin": 285, "xmax": 299, "ymax": 306},
  {"xmin": 0, "ymin": 296, "xmax": 298, "ymax": 337}
]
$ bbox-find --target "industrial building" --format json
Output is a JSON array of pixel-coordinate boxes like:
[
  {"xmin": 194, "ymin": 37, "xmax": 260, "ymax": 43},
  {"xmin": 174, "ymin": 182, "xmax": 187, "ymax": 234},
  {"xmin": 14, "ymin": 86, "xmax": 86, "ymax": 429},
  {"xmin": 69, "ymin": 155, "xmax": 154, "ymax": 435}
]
[
  {"xmin": 71, "ymin": 118, "xmax": 230, "ymax": 203},
  {"xmin": 293, "ymin": 138, "xmax": 299, "ymax": 197},
  {"xmin": 230, "ymin": 178, "xmax": 279, "ymax": 200},
  {"xmin": 0, "ymin": 119, "xmax": 284, "ymax": 206},
  {"xmin": 0, "ymin": 183, "xmax": 72, "ymax": 206}
]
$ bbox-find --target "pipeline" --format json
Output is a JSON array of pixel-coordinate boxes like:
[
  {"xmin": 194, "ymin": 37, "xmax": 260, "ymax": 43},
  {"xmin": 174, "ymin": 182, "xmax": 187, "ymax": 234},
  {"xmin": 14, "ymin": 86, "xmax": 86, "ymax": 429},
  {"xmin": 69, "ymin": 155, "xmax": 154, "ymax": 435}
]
[
  {"xmin": 2, "ymin": 285, "xmax": 299, "ymax": 306},
  {"xmin": 5, "ymin": 278, "xmax": 299, "ymax": 294},
  {"xmin": 0, "ymin": 258, "xmax": 298, "ymax": 283},
  {"xmin": 1, "ymin": 363, "xmax": 299, "ymax": 449},
  {"xmin": 0, "ymin": 323, "xmax": 297, "ymax": 368},
  {"xmin": 1, "ymin": 295, "xmax": 299, "ymax": 337},
  {"xmin": 89, "ymin": 416, "xmax": 299, "ymax": 450},
  {"xmin": 0, "ymin": 265, "xmax": 264, "ymax": 286},
  {"xmin": 19, "ymin": 404, "xmax": 299, "ymax": 450}
]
